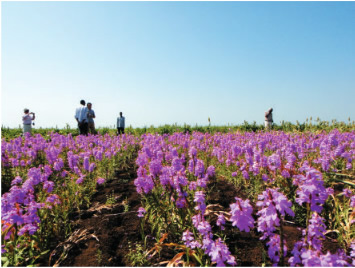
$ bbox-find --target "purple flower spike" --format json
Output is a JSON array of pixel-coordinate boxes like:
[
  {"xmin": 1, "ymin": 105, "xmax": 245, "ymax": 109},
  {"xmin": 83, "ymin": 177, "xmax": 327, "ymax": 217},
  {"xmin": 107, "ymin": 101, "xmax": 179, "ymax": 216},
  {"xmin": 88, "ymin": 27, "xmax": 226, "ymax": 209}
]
[
  {"xmin": 266, "ymin": 234, "xmax": 287, "ymax": 265},
  {"xmin": 216, "ymin": 214, "xmax": 226, "ymax": 230},
  {"xmin": 229, "ymin": 197, "xmax": 254, "ymax": 232}
]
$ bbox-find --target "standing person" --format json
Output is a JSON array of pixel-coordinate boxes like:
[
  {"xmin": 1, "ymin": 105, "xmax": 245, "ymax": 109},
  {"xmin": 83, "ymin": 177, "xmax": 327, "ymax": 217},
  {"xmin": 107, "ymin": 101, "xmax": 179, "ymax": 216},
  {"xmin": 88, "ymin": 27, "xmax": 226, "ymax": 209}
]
[
  {"xmin": 87, "ymin": 102, "xmax": 96, "ymax": 134},
  {"xmin": 117, "ymin": 112, "xmax": 125, "ymax": 135},
  {"xmin": 265, "ymin": 108, "xmax": 273, "ymax": 130},
  {"xmin": 22, "ymin": 108, "xmax": 35, "ymax": 134},
  {"xmin": 75, "ymin": 100, "xmax": 88, "ymax": 135}
]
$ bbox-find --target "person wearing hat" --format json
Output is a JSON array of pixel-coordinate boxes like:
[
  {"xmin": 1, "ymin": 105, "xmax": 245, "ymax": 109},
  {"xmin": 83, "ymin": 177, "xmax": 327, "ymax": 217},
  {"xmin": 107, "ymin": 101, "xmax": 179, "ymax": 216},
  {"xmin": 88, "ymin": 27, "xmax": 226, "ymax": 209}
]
[
  {"xmin": 264, "ymin": 108, "xmax": 273, "ymax": 130},
  {"xmin": 22, "ymin": 108, "xmax": 35, "ymax": 134}
]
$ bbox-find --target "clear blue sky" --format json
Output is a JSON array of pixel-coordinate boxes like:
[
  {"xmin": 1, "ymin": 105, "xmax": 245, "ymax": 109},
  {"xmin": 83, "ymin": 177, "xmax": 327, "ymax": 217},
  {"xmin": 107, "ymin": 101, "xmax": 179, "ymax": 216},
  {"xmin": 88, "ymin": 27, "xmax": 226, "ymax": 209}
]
[{"xmin": 2, "ymin": 1, "xmax": 355, "ymax": 128}]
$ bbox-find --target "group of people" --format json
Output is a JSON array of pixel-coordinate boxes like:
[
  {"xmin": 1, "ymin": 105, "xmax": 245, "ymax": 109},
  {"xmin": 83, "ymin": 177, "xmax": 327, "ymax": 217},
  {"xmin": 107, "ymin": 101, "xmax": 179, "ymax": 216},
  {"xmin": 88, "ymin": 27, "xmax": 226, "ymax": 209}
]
[
  {"xmin": 74, "ymin": 100, "xmax": 97, "ymax": 135},
  {"xmin": 22, "ymin": 102, "xmax": 273, "ymax": 135},
  {"xmin": 74, "ymin": 99, "xmax": 125, "ymax": 136}
]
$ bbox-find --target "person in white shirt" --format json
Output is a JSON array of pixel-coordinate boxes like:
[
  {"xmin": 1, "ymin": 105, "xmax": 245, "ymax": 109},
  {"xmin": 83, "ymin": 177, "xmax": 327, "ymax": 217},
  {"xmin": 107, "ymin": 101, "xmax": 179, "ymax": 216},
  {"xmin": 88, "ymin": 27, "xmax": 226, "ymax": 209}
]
[
  {"xmin": 117, "ymin": 112, "xmax": 125, "ymax": 135},
  {"xmin": 264, "ymin": 108, "xmax": 273, "ymax": 130},
  {"xmin": 75, "ymin": 100, "xmax": 89, "ymax": 135},
  {"xmin": 22, "ymin": 108, "xmax": 35, "ymax": 134}
]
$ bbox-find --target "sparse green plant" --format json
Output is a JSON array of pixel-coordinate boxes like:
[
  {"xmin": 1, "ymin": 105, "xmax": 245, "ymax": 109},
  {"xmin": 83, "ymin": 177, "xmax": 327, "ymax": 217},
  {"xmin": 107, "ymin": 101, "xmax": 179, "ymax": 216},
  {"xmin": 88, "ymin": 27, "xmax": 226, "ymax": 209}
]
[
  {"xmin": 96, "ymin": 248, "xmax": 102, "ymax": 265},
  {"xmin": 123, "ymin": 197, "xmax": 130, "ymax": 212},
  {"xmin": 125, "ymin": 242, "xmax": 151, "ymax": 266},
  {"xmin": 105, "ymin": 191, "xmax": 116, "ymax": 206}
]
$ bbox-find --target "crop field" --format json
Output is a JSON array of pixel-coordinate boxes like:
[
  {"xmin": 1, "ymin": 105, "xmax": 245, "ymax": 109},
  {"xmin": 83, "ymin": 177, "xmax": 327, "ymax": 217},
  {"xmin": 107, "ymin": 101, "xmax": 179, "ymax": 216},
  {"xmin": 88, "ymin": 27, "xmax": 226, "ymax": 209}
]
[{"xmin": 1, "ymin": 127, "xmax": 355, "ymax": 266}]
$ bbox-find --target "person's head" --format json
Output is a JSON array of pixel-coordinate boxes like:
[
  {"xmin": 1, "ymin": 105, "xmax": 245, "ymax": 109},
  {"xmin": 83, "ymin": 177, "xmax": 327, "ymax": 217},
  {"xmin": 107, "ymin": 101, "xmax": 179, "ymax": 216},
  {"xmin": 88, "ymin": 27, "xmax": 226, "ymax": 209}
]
[
  {"xmin": 24, "ymin": 108, "xmax": 29, "ymax": 114},
  {"xmin": 120, "ymin": 112, "xmax": 123, "ymax": 117},
  {"xmin": 80, "ymin": 100, "xmax": 86, "ymax": 106},
  {"xmin": 269, "ymin": 108, "xmax": 273, "ymax": 113},
  {"xmin": 87, "ymin": 102, "xmax": 92, "ymax": 109}
]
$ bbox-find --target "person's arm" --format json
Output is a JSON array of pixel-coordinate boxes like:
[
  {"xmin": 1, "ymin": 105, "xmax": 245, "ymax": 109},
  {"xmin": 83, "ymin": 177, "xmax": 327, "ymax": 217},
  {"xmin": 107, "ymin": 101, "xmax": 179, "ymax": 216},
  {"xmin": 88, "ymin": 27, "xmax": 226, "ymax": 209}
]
[
  {"xmin": 31, "ymin": 113, "xmax": 35, "ymax": 121},
  {"xmin": 75, "ymin": 108, "xmax": 79, "ymax": 123}
]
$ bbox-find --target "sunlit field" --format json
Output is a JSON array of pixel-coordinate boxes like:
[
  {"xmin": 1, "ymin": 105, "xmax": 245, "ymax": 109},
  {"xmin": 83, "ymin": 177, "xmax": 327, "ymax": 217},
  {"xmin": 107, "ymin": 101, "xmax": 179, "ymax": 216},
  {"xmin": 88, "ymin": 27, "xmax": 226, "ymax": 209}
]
[{"xmin": 1, "ymin": 122, "xmax": 354, "ymax": 266}]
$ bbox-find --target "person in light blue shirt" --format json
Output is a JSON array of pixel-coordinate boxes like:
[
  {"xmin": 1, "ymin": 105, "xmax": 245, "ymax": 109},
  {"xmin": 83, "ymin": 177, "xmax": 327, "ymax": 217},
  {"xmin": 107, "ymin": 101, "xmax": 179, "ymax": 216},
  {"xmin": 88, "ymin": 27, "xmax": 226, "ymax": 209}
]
[
  {"xmin": 87, "ymin": 102, "xmax": 96, "ymax": 134},
  {"xmin": 22, "ymin": 108, "xmax": 35, "ymax": 134},
  {"xmin": 117, "ymin": 112, "xmax": 125, "ymax": 135},
  {"xmin": 75, "ymin": 100, "xmax": 88, "ymax": 135}
]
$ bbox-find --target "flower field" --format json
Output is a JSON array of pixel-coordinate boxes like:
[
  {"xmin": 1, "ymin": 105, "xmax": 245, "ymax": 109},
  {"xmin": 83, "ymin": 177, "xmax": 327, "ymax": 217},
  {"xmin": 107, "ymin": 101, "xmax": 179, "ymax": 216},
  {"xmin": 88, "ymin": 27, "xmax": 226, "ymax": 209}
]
[{"xmin": 1, "ymin": 129, "xmax": 355, "ymax": 266}]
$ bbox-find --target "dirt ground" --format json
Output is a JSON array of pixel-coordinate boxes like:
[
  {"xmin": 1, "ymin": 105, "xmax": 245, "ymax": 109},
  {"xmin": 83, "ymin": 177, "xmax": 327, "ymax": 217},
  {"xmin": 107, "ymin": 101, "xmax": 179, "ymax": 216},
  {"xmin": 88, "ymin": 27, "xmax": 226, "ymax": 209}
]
[
  {"xmin": 48, "ymin": 167, "xmax": 142, "ymax": 266},
  {"xmin": 46, "ymin": 167, "xmax": 340, "ymax": 267}
]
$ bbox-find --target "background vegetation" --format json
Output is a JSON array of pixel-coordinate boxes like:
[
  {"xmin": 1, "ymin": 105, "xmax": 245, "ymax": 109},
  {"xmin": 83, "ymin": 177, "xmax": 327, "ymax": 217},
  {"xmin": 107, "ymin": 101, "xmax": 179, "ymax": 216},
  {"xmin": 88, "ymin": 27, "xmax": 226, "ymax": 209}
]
[{"xmin": 2, "ymin": 118, "xmax": 354, "ymax": 140}]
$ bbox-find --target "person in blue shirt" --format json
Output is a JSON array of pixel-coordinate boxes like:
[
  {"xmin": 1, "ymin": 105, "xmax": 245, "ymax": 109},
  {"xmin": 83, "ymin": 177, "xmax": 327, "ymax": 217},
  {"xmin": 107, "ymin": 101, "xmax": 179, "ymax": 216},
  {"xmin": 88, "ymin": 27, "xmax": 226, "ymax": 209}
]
[{"xmin": 87, "ymin": 102, "xmax": 96, "ymax": 134}]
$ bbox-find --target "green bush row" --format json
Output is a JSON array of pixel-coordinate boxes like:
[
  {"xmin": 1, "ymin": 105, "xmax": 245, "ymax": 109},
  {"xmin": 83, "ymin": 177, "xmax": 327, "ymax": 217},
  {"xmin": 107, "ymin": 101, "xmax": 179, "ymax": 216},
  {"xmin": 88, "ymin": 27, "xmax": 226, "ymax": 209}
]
[{"xmin": 2, "ymin": 118, "xmax": 354, "ymax": 140}]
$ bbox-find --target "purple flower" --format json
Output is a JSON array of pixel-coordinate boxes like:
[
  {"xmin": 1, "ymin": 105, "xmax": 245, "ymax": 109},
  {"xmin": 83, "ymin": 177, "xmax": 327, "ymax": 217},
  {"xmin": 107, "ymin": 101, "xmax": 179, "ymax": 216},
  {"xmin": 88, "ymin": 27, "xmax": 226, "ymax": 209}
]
[
  {"xmin": 149, "ymin": 159, "xmax": 162, "ymax": 178},
  {"xmin": 194, "ymin": 159, "xmax": 205, "ymax": 178},
  {"xmin": 83, "ymin": 156, "xmax": 90, "ymax": 171},
  {"xmin": 182, "ymin": 229, "xmax": 201, "ymax": 249},
  {"xmin": 208, "ymin": 238, "xmax": 236, "ymax": 266},
  {"xmin": 189, "ymin": 181, "xmax": 197, "ymax": 191},
  {"xmin": 257, "ymin": 189, "xmax": 294, "ymax": 239},
  {"xmin": 97, "ymin": 177, "xmax": 105, "ymax": 185},
  {"xmin": 342, "ymin": 188, "xmax": 352, "ymax": 198},
  {"xmin": 281, "ymin": 170, "xmax": 290, "ymax": 178},
  {"xmin": 304, "ymin": 212, "xmax": 326, "ymax": 251},
  {"xmin": 194, "ymin": 191, "xmax": 205, "ymax": 204},
  {"xmin": 229, "ymin": 197, "xmax": 254, "ymax": 232},
  {"xmin": 206, "ymin": 165, "xmax": 215, "ymax": 178},
  {"xmin": 350, "ymin": 242, "xmax": 355, "ymax": 266},
  {"xmin": 216, "ymin": 214, "xmax": 226, "ymax": 230},
  {"xmin": 176, "ymin": 197, "xmax": 187, "ymax": 208},
  {"xmin": 46, "ymin": 194, "xmax": 61, "ymax": 205},
  {"xmin": 76, "ymin": 176, "xmax": 85, "ymax": 184},
  {"xmin": 18, "ymin": 223, "xmax": 38, "ymax": 236},
  {"xmin": 266, "ymin": 234, "xmax": 287, "ymax": 265},
  {"xmin": 89, "ymin": 162, "xmax": 96, "ymax": 172},
  {"xmin": 11, "ymin": 176, "xmax": 22, "ymax": 186},
  {"xmin": 268, "ymin": 153, "xmax": 281, "ymax": 171},
  {"xmin": 288, "ymin": 241, "xmax": 304, "ymax": 266},
  {"xmin": 242, "ymin": 170, "xmax": 249, "ymax": 180},
  {"xmin": 172, "ymin": 157, "xmax": 184, "ymax": 173},
  {"xmin": 351, "ymin": 196, "xmax": 355, "ymax": 208},
  {"xmin": 53, "ymin": 158, "xmax": 64, "ymax": 171},
  {"xmin": 43, "ymin": 180, "xmax": 55, "ymax": 193},
  {"xmin": 294, "ymin": 168, "xmax": 329, "ymax": 213},
  {"xmin": 188, "ymin": 146, "xmax": 197, "ymax": 158},
  {"xmin": 134, "ymin": 175, "xmax": 154, "ymax": 194},
  {"xmin": 188, "ymin": 159, "xmax": 195, "ymax": 173},
  {"xmin": 262, "ymin": 174, "xmax": 269, "ymax": 182},
  {"xmin": 137, "ymin": 207, "xmax": 146, "ymax": 218}
]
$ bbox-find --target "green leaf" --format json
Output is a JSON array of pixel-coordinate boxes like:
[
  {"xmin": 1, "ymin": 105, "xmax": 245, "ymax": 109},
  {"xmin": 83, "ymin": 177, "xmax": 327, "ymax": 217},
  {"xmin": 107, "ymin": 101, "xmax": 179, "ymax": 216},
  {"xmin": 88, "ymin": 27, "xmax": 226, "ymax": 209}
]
[
  {"xmin": 40, "ymin": 249, "xmax": 50, "ymax": 255},
  {"xmin": 192, "ymin": 253, "xmax": 202, "ymax": 266}
]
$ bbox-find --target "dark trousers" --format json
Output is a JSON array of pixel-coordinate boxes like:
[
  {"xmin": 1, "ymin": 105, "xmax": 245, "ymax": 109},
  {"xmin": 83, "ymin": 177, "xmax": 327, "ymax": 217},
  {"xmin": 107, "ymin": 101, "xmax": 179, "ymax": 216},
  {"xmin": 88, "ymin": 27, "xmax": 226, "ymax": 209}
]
[
  {"xmin": 79, "ymin": 122, "xmax": 89, "ymax": 135},
  {"xmin": 117, "ymin": 127, "xmax": 125, "ymax": 135}
]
